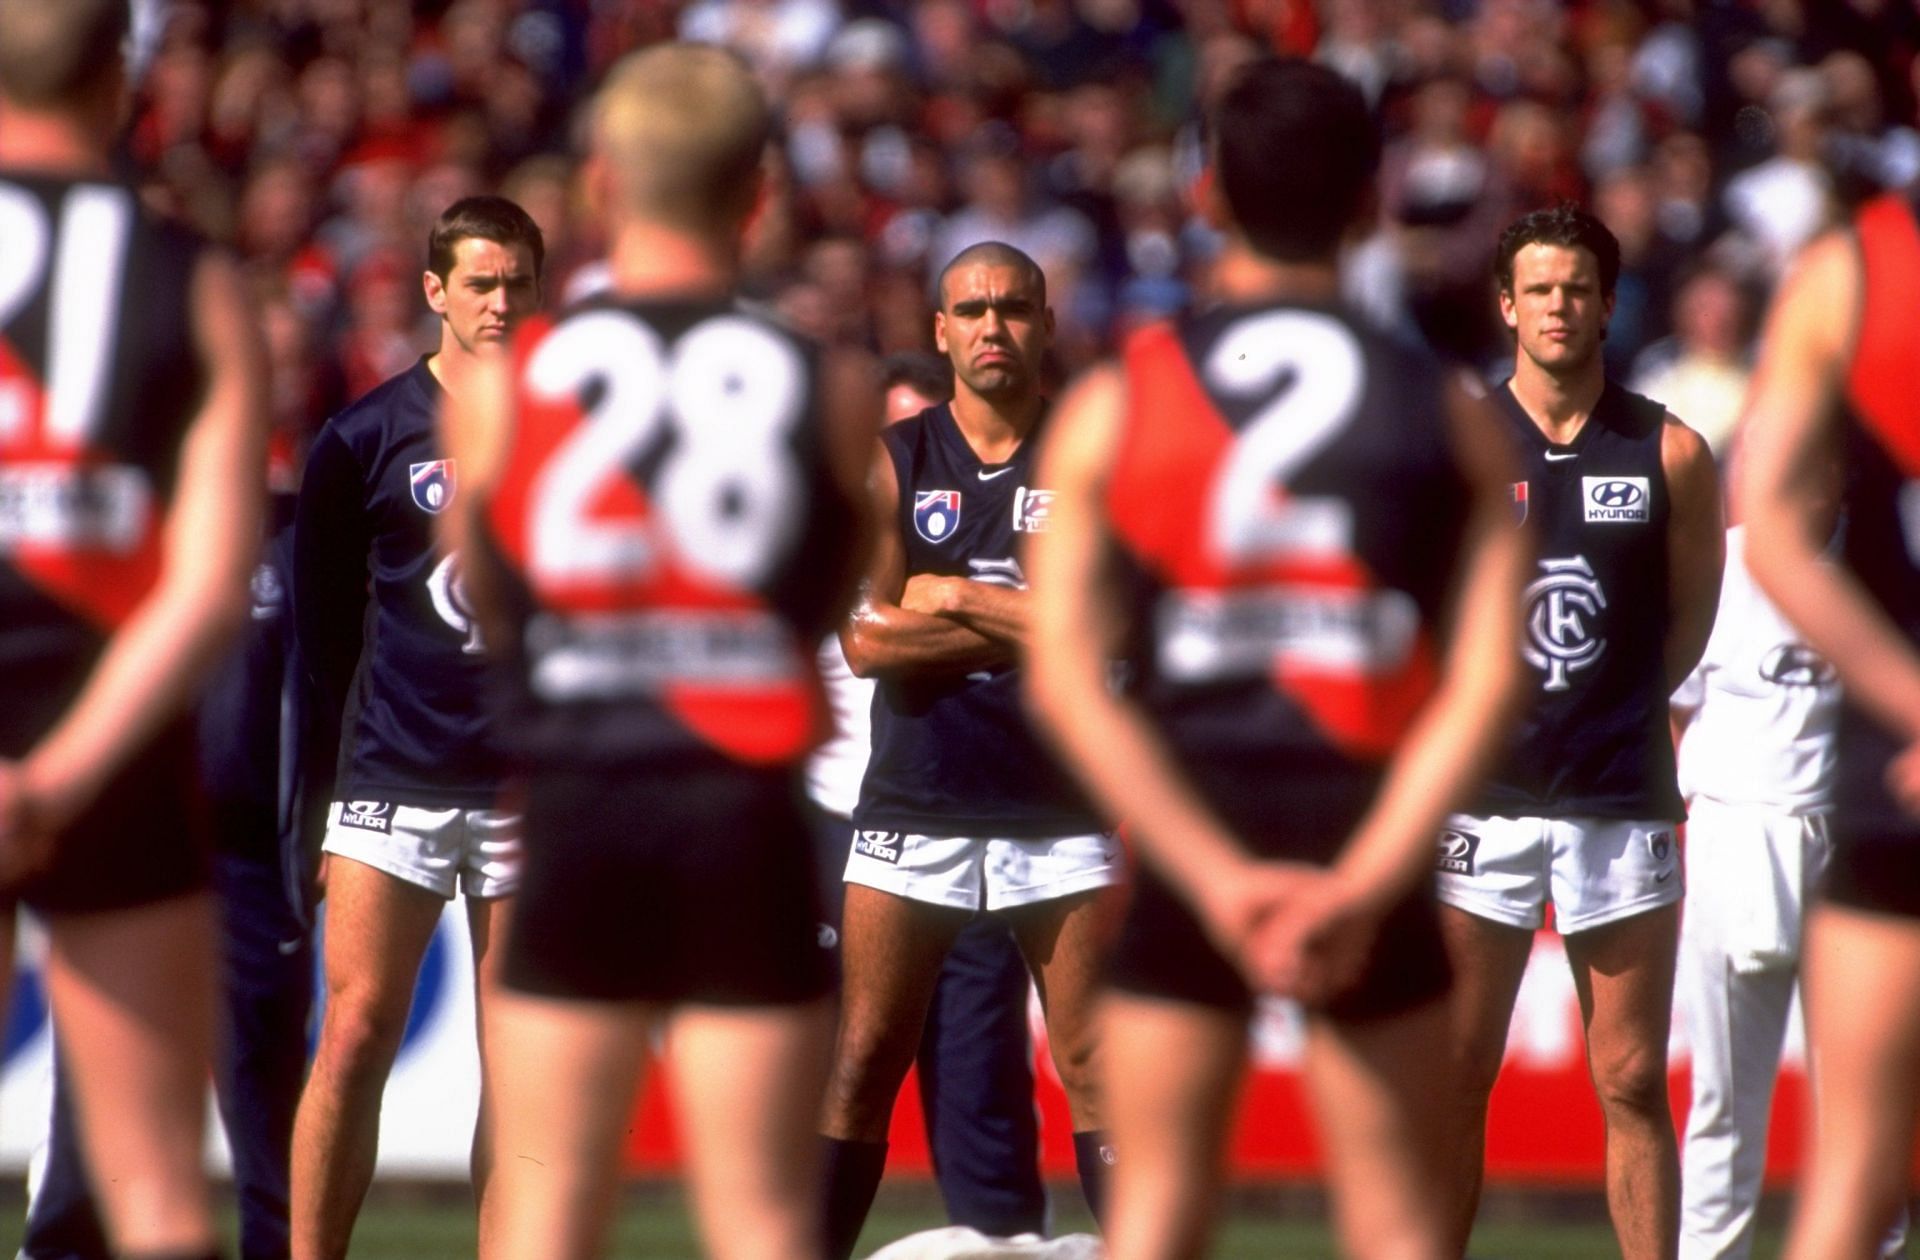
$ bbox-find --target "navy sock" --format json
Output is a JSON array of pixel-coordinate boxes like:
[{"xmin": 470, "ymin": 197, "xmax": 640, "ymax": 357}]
[
  {"xmin": 821, "ymin": 1136, "xmax": 889, "ymax": 1260},
  {"xmin": 1071, "ymin": 1129, "xmax": 1114, "ymax": 1226}
]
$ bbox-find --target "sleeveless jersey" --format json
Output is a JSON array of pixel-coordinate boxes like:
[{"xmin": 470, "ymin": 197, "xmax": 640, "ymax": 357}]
[
  {"xmin": 480, "ymin": 297, "xmax": 855, "ymax": 768},
  {"xmin": 293, "ymin": 358, "xmax": 499, "ymax": 807},
  {"xmin": 1479, "ymin": 379, "xmax": 1684, "ymax": 821},
  {"xmin": 1837, "ymin": 191, "xmax": 1920, "ymax": 836},
  {"xmin": 0, "ymin": 172, "xmax": 206, "ymax": 754},
  {"xmin": 853, "ymin": 404, "xmax": 1102, "ymax": 838},
  {"xmin": 1103, "ymin": 302, "xmax": 1469, "ymax": 829}
]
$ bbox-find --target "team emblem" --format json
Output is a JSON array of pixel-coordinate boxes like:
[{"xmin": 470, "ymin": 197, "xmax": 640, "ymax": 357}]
[
  {"xmin": 913, "ymin": 490, "xmax": 962, "ymax": 543},
  {"xmin": 1436, "ymin": 829, "xmax": 1479, "ymax": 876},
  {"xmin": 1013, "ymin": 487, "xmax": 1055, "ymax": 533},
  {"xmin": 1511, "ymin": 481, "xmax": 1529, "ymax": 527},
  {"xmin": 1582, "ymin": 476, "xmax": 1650, "ymax": 523},
  {"xmin": 409, "ymin": 460, "xmax": 457, "ymax": 514},
  {"xmin": 1523, "ymin": 555, "xmax": 1607, "ymax": 691}
]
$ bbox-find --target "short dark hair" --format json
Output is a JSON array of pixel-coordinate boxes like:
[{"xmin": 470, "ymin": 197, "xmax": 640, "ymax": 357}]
[
  {"xmin": 426, "ymin": 195, "xmax": 545, "ymax": 283},
  {"xmin": 879, "ymin": 351, "xmax": 953, "ymax": 403},
  {"xmin": 0, "ymin": 0, "xmax": 127, "ymax": 108},
  {"xmin": 935, "ymin": 241, "xmax": 1047, "ymax": 309},
  {"xmin": 1211, "ymin": 57, "xmax": 1379, "ymax": 263},
  {"xmin": 1495, "ymin": 204, "xmax": 1621, "ymax": 298}
]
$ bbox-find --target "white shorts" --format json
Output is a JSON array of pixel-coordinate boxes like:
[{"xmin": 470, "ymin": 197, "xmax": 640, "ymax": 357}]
[
  {"xmin": 1434, "ymin": 813, "xmax": 1682, "ymax": 933},
  {"xmin": 842, "ymin": 829, "xmax": 1122, "ymax": 912},
  {"xmin": 323, "ymin": 799, "xmax": 522, "ymax": 900}
]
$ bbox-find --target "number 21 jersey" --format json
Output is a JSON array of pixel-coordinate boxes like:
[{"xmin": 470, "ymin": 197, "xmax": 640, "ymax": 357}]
[{"xmin": 481, "ymin": 297, "xmax": 856, "ymax": 768}]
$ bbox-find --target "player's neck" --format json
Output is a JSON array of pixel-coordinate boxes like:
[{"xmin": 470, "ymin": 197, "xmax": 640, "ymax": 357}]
[
  {"xmin": 1210, "ymin": 239, "xmax": 1341, "ymax": 306},
  {"xmin": 1508, "ymin": 351, "xmax": 1605, "ymax": 444},
  {"xmin": 426, "ymin": 336, "xmax": 486, "ymax": 398},
  {"xmin": 950, "ymin": 386, "xmax": 1041, "ymax": 462},
  {"xmin": 0, "ymin": 109, "xmax": 112, "ymax": 177},
  {"xmin": 604, "ymin": 221, "xmax": 737, "ymax": 302}
]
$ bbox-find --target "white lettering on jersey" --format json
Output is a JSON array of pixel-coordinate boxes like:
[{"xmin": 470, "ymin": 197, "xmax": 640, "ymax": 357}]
[
  {"xmin": 523, "ymin": 311, "xmax": 806, "ymax": 590},
  {"xmin": 427, "ymin": 550, "xmax": 484, "ymax": 654},
  {"xmin": 0, "ymin": 464, "xmax": 152, "ymax": 551},
  {"xmin": 1523, "ymin": 555, "xmax": 1607, "ymax": 691},
  {"xmin": 1202, "ymin": 310, "xmax": 1362, "ymax": 565}
]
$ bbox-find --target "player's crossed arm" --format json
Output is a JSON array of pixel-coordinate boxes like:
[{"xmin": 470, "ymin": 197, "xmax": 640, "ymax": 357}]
[
  {"xmin": 1662, "ymin": 413, "xmax": 1724, "ymax": 690},
  {"xmin": 840, "ymin": 440, "xmax": 1016, "ymax": 679}
]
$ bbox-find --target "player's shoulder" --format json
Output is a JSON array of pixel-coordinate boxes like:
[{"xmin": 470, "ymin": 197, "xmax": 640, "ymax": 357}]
[{"xmin": 321, "ymin": 358, "xmax": 436, "ymax": 449}]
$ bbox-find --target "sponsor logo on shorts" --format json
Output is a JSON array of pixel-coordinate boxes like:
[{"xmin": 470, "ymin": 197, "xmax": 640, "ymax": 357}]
[
  {"xmin": 1436, "ymin": 828, "xmax": 1479, "ymax": 876},
  {"xmin": 1648, "ymin": 830, "xmax": 1672, "ymax": 863},
  {"xmin": 1582, "ymin": 476, "xmax": 1650, "ymax": 523},
  {"xmin": 339, "ymin": 800, "xmax": 394, "ymax": 833},
  {"xmin": 854, "ymin": 830, "xmax": 903, "ymax": 864}
]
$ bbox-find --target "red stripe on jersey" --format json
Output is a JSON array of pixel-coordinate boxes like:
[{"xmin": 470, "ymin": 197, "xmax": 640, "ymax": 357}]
[
  {"xmin": 1847, "ymin": 194, "xmax": 1920, "ymax": 478},
  {"xmin": 1108, "ymin": 321, "xmax": 1437, "ymax": 761},
  {"xmin": 663, "ymin": 679, "xmax": 828, "ymax": 766},
  {"xmin": 0, "ymin": 336, "xmax": 161, "ymax": 629}
]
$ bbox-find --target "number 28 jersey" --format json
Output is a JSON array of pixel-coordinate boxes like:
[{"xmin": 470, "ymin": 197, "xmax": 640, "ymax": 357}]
[
  {"xmin": 1107, "ymin": 302, "xmax": 1471, "ymax": 825},
  {"xmin": 480, "ymin": 297, "xmax": 857, "ymax": 768}
]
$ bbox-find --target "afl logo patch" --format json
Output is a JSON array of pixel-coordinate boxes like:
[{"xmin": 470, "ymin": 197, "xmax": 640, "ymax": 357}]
[
  {"xmin": 1436, "ymin": 829, "xmax": 1479, "ymax": 876},
  {"xmin": 339, "ymin": 800, "xmax": 394, "ymax": 833},
  {"xmin": 410, "ymin": 460, "xmax": 456, "ymax": 514},
  {"xmin": 1582, "ymin": 476, "xmax": 1650, "ymax": 523},
  {"xmin": 1761, "ymin": 643, "xmax": 1836, "ymax": 688},
  {"xmin": 914, "ymin": 490, "xmax": 962, "ymax": 543},
  {"xmin": 1511, "ymin": 480, "xmax": 1529, "ymax": 527}
]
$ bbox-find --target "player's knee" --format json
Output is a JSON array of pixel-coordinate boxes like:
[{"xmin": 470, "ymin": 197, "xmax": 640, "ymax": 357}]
[
  {"xmin": 1047, "ymin": 1025, "xmax": 1099, "ymax": 1099},
  {"xmin": 313, "ymin": 991, "xmax": 410, "ymax": 1074},
  {"xmin": 1590, "ymin": 1039, "xmax": 1671, "ymax": 1118},
  {"xmin": 824, "ymin": 1020, "xmax": 918, "ymax": 1120},
  {"xmin": 1451, "ymin": 1035, "xmax": 1507, "ymax": 1102}
]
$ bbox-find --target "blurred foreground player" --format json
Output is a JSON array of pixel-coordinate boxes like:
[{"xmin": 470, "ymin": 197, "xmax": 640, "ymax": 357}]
[
  {"xmin": 0, "ymin": 0, "xmax": 269, "ymax": 1255},
  {"xmin": 1025, "ymin": 58, "xmax": 1527, "ymax": 1260},
  {"xmin": 823, "ymin": 242, "xmax": 1119, "ymax": 1259},
  {"xmin": 1737, "ymin": 181, "xmax": 1920, "ymax": 1260},
  {"xmin": 290, "ymin": 195, "xmax": 542, "ymax": 1260},
  {"xmin": 446, "ymin": 45, "xmax": 874, "ymax": 1260}
]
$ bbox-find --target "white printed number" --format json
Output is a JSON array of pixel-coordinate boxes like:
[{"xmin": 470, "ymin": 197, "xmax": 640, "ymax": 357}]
[
  {"xmin": 1203, "ymin": 311, "xmax": 1362, "ymax": 563},
  {"xmin": 524, "ymin": 312, "xmax": 806, "ymax": 588}
]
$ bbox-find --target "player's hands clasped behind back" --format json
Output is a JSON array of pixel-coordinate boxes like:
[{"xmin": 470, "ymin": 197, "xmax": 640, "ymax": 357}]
[
  {"xmin": 1192, "ymin": 859, "xmax": 1382, "ymax": 1006},
  {"xmin": 0, "ymin": 760, "xmax": 59, "ymax": 892}
]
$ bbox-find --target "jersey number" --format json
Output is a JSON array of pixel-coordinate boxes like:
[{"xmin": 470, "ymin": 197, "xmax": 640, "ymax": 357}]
[
  {"xmin": 522, "ymin": 311, "xmax": 807, "ymax": 589},
  {"xmin": 1202, "ymin": 310, "xmax": 1363, "ymax": 564},
  {"xmin": 0, "ymin": 183, "xmax": 132, "ymax": 450}
]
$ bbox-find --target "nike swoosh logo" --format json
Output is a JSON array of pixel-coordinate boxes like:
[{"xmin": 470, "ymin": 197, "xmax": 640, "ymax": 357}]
[
  {"xmin": 278, "ymin": 938, "xmax": 304, "ymax": 956},
  {"xmin": 978, "ymin": 467, "xmax": 1014, "ymax": 480},
  {"xmin": 1655, "ymin": 870, "xmax": 1673, "ymax": 884},
  {"xmin": 1544, "ymin": 450, "xmax": 1578, "ymax": 462}
]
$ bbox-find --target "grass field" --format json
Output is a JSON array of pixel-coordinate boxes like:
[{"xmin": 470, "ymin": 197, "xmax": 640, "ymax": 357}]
[{"xmin": 0, "ymin": 1180, "xmax": 1815, "ymax": 1258}]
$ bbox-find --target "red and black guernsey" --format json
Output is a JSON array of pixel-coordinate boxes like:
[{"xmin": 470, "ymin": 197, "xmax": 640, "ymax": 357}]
[
  {"xmin": 1838, "ymin": 192, "xmax": 1920, "ymax": 838},
  {"xmin": 1106, "ymin": 302, "xmax": 1469, "ymax": 832},
  {"xmin": 478, "ymin": 296, "xmax": 856, "ymax": 769},
  {"xmin": 0, "ymin": 172, "xmax": 206, "ymax": 754}
]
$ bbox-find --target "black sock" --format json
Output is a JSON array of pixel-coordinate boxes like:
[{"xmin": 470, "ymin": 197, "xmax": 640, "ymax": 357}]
[
  {"xmin": 1071, "ymin": 1128, "xmax": 1114, "ymax": 1225},
  {"xmin": 821, "ymin": 1136, "xmax": 889, "ymax": 1260}
]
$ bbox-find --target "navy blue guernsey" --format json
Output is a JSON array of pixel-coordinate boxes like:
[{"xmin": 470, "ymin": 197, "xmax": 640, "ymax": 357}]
[
  {"xmin": 854, "ymin": 404, "xmax": 1102, "ymax": 838},
  {"xmin": 0, "ymin": 172, "xmax": 206, "ymax": 754},
  {"xmin": 293, "ymin": 357, "xmax": 498, "ymax": 810},
  {"xmin": 1480, "ymin": 380, "xmax": 1684, "ymax": 821}
]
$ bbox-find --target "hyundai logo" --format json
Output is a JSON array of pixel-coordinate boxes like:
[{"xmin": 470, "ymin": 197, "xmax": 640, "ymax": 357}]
[
  {"xmin": 1439, "ymin": 832, "xmax": 1473, "ymax": 859},
  {"xmin": 1590, "ymin": 480, "xmax": 1645, "ymax": 508}
]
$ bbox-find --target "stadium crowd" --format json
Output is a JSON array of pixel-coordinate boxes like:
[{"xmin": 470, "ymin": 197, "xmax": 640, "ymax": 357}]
[{"xmin": 124, "ymin": 0, "xmax": 1920, "ymax": 472}]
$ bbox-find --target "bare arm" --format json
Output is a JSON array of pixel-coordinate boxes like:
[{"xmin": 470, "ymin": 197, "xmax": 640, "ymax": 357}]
[
  {"xmin": 839, "ymin": 442, "xmax": 1012, "ymax": 679},
  {"xmin": 901, "ymin": 572, "xmax": 1028, "ymax": 643},
  {"xmin": 4, "ymin": 249, "xmax": 268, "ymax": 845},
  {"xmin": 1739, "ymin": 231, "xmax": 1920, "ymax": 805},
  {"xmin": 1662, "ymin": 415, "xmax": 1724, "ymax": 689}
]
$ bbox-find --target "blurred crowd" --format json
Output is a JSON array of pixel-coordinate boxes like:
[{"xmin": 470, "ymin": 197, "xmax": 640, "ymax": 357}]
[{"xmin": 122, "ymin": 0, "xmax": 1920, "ymax": 480}]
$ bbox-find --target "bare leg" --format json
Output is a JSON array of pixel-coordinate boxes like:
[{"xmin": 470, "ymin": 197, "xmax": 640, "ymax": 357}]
[
  {"xmin": 45, "ymin": 893, "xmax": 219, "ymax": 1255},
  {"xmin": 1099, "ymin": 994, "xmax": 1246, "ymax": 1260},
  {"xmin": 291, "ymin": 858, "xmax": 446, "ymax": 1260},
  {"xmin": 1003, "ymin": 886, "xmax": 1122, "ymax": 1130},
  {"xmin": 1784, "ymin": 905, "xmax": 1920, "ymax": 1260},
  {"xmin": 480, "ymin": 990, "xmax": 650, "ymax": 1260},
  {"xmin": 668, "ymin": 1001, "xmax": 834, "ymax": 1260},
  {"xmin": 1434, "ymin": 905, "xmax": 1534, "ymax": 1253},
  {"xmin": 468, "ymin": 891, "xmax": 514, "ymax": 1255},
  {"xmin": 1564, "ymin": 905, "xmax": 1682, "ymax": 1260},
  {"xmin": 1304, "ymin": 998, "xmax": 1455, "ymax": 1260},
  {"xmin": 821, "ymin": 884, "xmax": 969, "ymax": 1140}
]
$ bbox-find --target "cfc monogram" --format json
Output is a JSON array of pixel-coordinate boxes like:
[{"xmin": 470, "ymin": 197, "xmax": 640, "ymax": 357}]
[{"xmin": 1523, "ymin": 556, "xmax": 1607, "ymax": 691}]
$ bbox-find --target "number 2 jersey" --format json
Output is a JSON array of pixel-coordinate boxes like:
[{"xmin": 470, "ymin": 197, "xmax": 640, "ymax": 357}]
[
  {"xmin": 1105, "ymin": 302, "xmax": 1471, "ymax": 833},
  {"xmin": 478, "ymin": 297, "xmax": 857, "ymax": 769},
  {"xmin": 0, "ymin": 172, "xmax": 206, "ymax": 754}
]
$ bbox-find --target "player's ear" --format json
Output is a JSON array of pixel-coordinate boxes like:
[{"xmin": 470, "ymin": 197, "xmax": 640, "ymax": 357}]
[
  {"xmin": 1498, "ymin": 286, "xmax": 1519, "ymax": 331},
  {"xmin": 933, "ymin": 309, "xmax": 949, "ymax": 355},
  {"xmin": 423, "ymin": 269, "xmax": 448, "ymax": 317}
]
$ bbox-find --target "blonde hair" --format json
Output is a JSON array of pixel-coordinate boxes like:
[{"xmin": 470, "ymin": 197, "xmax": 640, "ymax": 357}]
[{"xmin": 592, "ymin": 43, "xmax": 770, "ymax": 233}]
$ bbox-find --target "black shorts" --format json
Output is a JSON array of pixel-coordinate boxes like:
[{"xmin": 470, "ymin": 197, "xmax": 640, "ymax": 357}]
[
  {"xmin": 1106, "ymin": 775, "xmax": 1451, "ymax": 1022},
  {"xmin": 1823, "ymin": 826, "xmax": 1920, "ymax": 920},
  {"xmin": 15, "ymin": 721, "xmax": 212, "ymax": 915},
  {"xmin": 503, "ymin": 756, "xmax": 833, "ymax": 1005}
]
